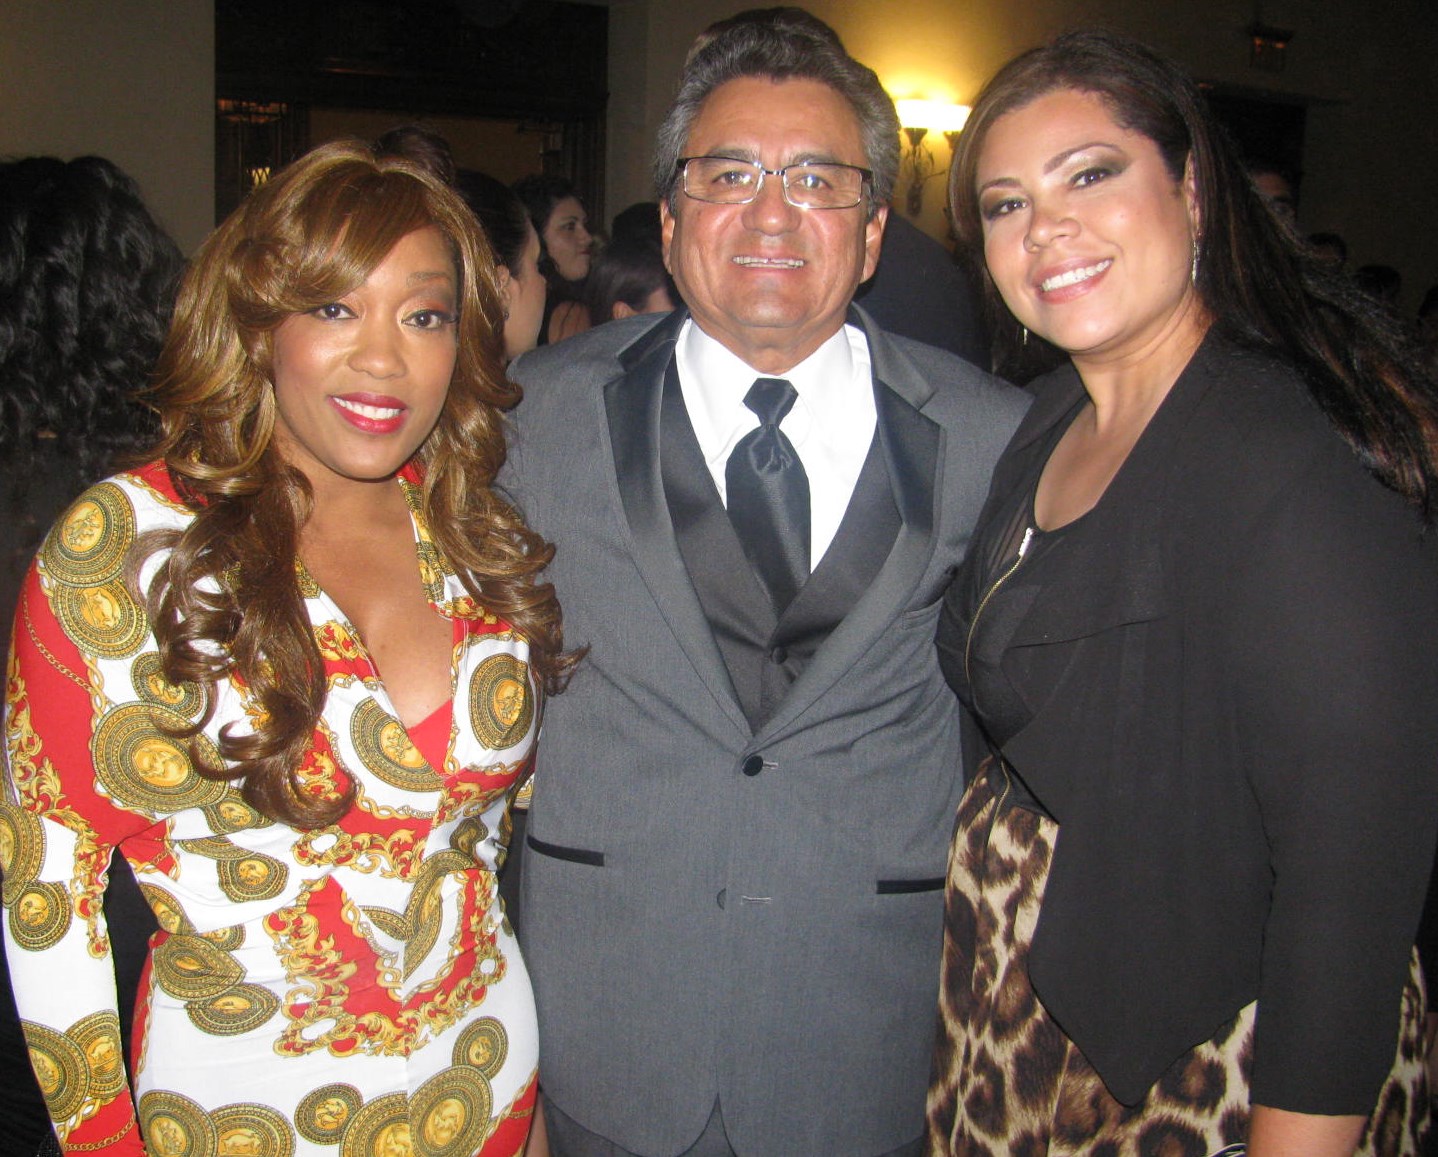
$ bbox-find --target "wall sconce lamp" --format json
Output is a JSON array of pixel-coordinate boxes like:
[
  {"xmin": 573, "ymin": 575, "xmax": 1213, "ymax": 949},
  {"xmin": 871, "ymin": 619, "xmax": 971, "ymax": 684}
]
[
  {"xmin": 1246, "ymin": 20, "xmax": 1294, "ymax": 72},
  {"xmin": 895, "ymin": 100, "xmax": 972, "ymax": 217}
]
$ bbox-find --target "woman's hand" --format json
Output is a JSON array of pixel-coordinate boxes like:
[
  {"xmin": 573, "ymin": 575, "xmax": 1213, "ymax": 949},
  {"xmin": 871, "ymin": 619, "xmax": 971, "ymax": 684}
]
[
  {"xmin": 1247, "ymin": 1104, "xmax": 1365, "ymax": 1157},
  {"xmin": 523, "ymin": 1090, "xmax": 550, "ymax": 1157}
]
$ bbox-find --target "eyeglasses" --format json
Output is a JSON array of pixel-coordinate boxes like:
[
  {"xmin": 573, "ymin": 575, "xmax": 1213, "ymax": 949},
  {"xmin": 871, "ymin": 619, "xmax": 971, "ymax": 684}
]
[{"xmin": 677, "ymin": 156, "xmax": 872, "ymax": 210}]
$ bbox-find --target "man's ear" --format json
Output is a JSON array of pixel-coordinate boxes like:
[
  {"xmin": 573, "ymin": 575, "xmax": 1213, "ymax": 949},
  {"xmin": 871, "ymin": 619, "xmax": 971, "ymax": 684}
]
[
  {"xmin": 861, "ymin": 202, "xmax": 889, "ymax": 283},
  {"xmin": 660, "ymin": 200, "xmax": 676, "ymax": 273}
]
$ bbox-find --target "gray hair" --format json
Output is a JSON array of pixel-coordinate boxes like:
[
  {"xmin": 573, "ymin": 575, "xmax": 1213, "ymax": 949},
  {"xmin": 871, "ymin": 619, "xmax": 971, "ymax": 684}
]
[{"xmin": 653, "ymin": 7, "xmax": 899, "ymax": 219}]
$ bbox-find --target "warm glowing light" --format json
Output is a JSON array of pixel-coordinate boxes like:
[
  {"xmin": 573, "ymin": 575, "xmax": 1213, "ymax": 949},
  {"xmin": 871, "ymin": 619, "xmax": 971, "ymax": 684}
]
[{"xmin": 894, "ymin": 100, "xmax": 972, "ymax": 134}]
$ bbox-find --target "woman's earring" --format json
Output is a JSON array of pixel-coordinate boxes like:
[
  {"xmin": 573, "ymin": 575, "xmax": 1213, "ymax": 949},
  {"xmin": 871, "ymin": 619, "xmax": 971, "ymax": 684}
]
[
  {"xmin": 1021, "ymin": 326, "xmax": 1030, "ymax": 347},
  {"xmin": 1190, "ymin": 239, "xmax": 1200, "ymax": 286}
]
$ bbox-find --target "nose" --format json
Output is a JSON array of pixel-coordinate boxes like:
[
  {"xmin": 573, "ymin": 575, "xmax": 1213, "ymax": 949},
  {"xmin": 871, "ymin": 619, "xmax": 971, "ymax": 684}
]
[
  {"xmin": 740, "ymin": 169, "xmax": 801, "ymax": 234},
  {"xmin": 1025, "ymin": 196, "xmax": 1077, "ymax": 251},
  {"xmin": 347, "ymin": 318, "xmax": 405, "ymax": 379}
]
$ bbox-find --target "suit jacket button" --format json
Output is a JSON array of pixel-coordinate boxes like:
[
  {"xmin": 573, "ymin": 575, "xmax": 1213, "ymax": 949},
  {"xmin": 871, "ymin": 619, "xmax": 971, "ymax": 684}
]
[
  {"xmin": 741, "ymin": 755, "xmax": 764, "ymax": 777},
  {"xmin": 770, "ymin": 645, "xmax": 788, "ymax": 664}
]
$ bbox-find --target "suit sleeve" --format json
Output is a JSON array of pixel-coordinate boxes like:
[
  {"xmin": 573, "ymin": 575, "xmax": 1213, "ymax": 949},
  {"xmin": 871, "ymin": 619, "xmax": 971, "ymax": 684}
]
[
  {"xmin": 1226, "ymin": 449, "xmax": 1438, "ymax": 1114},
  {"xmin": 3, "ymin": 563, "xmax": 151, "ymax": 1154}
]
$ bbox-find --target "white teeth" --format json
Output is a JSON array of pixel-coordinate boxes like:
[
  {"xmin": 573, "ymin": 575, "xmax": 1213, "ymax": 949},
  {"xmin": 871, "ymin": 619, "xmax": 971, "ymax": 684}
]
[
  {"xmin": 334, "ymin": 398, "xmax": 402, "ymax": 420},
  {"xmin": 734, "ymin": 256, "xmax": 804, "ymax": 268},
  {"xmin": 1041, "ymin": 260, "xmax": 1111, "ymax": 293}
]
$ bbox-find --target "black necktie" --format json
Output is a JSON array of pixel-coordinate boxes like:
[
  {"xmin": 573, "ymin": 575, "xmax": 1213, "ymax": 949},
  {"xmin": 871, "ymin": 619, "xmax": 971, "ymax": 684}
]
[{"xmin": 726, "ymin": 377, "xmax": 811, "ymax": 613}]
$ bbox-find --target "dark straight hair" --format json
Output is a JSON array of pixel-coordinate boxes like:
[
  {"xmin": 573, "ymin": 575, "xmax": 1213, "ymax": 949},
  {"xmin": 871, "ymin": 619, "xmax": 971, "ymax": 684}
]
[{"xmin": 950, "ymin": 29, "xmax": 1438, "ymax": 512}]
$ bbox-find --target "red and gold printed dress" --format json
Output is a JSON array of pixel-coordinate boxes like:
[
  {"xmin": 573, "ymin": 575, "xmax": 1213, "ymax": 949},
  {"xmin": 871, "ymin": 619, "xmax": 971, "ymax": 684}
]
[{"xmin": 2, "ymin": 461, "xmax": 541, "ymax": 1156}]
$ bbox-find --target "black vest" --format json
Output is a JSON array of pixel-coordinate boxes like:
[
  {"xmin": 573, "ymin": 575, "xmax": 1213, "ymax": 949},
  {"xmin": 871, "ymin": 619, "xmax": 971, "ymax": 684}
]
[{"xmin": 660, "ymin": 362, "xmax": 900, "ymax": 731}]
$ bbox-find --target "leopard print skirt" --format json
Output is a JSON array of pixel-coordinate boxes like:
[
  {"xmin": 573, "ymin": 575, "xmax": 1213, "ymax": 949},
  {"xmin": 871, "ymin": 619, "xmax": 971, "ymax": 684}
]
[{"xmin": 925, "ymin": 763, "xmax": 1430, "ymax": 1157}]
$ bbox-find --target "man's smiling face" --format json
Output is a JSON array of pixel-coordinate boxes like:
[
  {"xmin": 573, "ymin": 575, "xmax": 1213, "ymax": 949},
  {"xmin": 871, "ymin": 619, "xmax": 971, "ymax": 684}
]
[{"xmin": 661, "ymin": 75, "xmax": 887, "ymax": 374}]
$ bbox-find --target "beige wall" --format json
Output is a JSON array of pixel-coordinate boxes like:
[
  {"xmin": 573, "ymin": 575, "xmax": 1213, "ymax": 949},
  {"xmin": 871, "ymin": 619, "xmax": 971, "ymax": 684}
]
[
  {"xmin": 2, "ymin": 1, "xmax": 1430, "ymax": 310},
  {"xmin": 608, "ymin": 0, "xmax": 1438, "ymax": 314},
  {"xmin": 0, "ymin": 0, "xmax": 215, "ymax": 255}
]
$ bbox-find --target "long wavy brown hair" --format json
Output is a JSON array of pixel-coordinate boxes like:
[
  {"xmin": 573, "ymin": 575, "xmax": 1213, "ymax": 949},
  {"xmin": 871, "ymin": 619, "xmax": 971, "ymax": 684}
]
[
  {"xmin": 950, "ymin": 31, "xmax": 1438, "ymax": 512},
  {"xmin": 136, "ymin": 140, "xmax": 575, "ymax": 828}
]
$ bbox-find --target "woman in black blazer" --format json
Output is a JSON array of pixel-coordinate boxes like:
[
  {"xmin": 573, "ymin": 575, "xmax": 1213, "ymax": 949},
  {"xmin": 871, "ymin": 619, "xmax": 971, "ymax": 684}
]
[{"xmin": 926, "ymin": 31, "xmax": 1438, "ymax": 1157}]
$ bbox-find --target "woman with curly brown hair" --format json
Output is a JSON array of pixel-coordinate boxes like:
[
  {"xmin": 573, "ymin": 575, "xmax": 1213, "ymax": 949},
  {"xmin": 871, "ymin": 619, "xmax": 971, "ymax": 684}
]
[{"xmin": 2, "ymin": 140, "xmax": 571, "ymax": 1155}]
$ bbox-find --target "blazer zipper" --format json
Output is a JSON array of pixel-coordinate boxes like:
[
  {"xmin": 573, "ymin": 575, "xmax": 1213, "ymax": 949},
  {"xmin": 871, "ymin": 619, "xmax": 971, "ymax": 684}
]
[
  {"xmin": 964, "ymin": 525, "xmax": 1035, "ymax": 699},
  {"xmin": 964, "ymin": 526, "xmax": 1033, "ymax": 846}
]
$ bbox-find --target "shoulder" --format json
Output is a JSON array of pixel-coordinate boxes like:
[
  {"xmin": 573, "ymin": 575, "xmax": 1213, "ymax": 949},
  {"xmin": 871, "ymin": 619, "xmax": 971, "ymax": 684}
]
[
  {"xmin": 866, "ymin": 321, "xmax": 1030, "ymax": 432},
  {"xmin": 510, "ymin": 312, "xmax": 668, "ymax": 394},
  {"xmin": 40, "ymin": 462, "xmax": 189, "ymax": 568},
  {"xmin": 1183, "ymin": 337, "xmax": 1366, "ymax": 499}
]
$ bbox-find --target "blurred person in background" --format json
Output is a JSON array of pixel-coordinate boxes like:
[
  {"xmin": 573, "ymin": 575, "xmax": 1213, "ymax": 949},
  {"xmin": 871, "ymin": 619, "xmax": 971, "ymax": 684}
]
[
  {"xmin": 512, "ymin": 174, "xmax": 594, "ymax": 345},
  {"xmin": 0, "ymin": 153, "xmax": 180, "ymax": 1156},
  {"xmin": 584, "ymin": 232, "xmax": 676, "ymax": 326},
  {"xmin": 374, "ymin": 127, "xmax": 548, "ymax": 363}
]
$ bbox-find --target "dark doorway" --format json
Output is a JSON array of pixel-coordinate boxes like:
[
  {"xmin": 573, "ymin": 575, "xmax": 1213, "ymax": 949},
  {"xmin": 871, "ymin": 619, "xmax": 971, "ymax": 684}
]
[
  {"xmin": 214, "ymin": 0, "xmax": 608, "ymax": 222},
  {"xmin": 1204, "ymin": 87, "xmax": 1308, "ymax": 200}
]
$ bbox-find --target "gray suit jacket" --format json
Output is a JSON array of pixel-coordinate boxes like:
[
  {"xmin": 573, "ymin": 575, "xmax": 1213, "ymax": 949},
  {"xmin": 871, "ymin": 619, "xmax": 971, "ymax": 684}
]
[{"xmin": 503, "ymin": 307, "xmax": 1028, "ymax": 1157}]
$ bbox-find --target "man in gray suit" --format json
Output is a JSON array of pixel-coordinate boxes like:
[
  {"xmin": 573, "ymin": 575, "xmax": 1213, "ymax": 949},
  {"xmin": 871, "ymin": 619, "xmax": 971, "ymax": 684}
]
[{"xmin": 503, "ymin": 9, "xmax": 1028, "ymax": 1156}]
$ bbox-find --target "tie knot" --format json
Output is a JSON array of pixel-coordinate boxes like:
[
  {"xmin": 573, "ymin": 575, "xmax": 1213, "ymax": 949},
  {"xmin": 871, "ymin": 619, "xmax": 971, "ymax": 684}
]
[{"xmin": 744, "ymin": 378, "xmax": 797, "ymax": 427}]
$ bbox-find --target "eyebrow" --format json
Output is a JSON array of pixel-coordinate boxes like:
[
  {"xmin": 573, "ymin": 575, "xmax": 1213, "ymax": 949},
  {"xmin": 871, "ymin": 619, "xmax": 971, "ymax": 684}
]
[
  {"xmin": 977, "ymin": 139, "xmax": 1123, "ymax": 194},
  {"xmin": 407, "ymin": 270, "xmax": 455, "ymax": 286},
  {"xmin": 696, "ymin": 147, "xmax": 850, "ymax": 167}
]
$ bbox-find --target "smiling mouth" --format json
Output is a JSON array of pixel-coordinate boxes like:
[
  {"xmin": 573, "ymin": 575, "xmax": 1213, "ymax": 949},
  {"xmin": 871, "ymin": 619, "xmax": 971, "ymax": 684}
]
[
  {"xmin": 1040, "ymin": 260, "xmax": 1112, "ymax": 293},
  {"xmin": 733, "ymin": 256, "xmax": 804, "ymax": 269},
  {"xmin": 333, "ymin": 397, "xmax": 404, "ymax": 421}
]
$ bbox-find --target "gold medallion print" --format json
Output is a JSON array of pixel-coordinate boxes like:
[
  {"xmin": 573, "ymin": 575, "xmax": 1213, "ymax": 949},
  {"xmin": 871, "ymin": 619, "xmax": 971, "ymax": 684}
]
[
  {"xmin": 152, "ymin": 933, "xmax": 245, "ymax": 1001},
  {"xmin": 199, "ymin": 924, "xmax": 246, "ymax": 952},
  {"xmin": 0, "ymin": 804, "xmax": 45, "ymax": 905},
  {"xmin": 140, "ymin": 883, "xmax": 194, "ymax": 935},
  {"xmin": 132, "ymin": 651, "xmax": 208, "ymax": 720},
  {"xmin": 139, "ymin": 1089, "xmax": 219, "ymax": 1157},
  {"xmin": 203, "ymin": 795, "xmax": 267, "ymax": 835},
  {"xmin": 212, "ymin": 1102, "xmax": 296, "ymax": 1157},
  {"xmin": 40, "ymin": 483, "xmax": 134, "ymax": 585},
  {"xmin": 296, "ymin": 1084, "xmax": 361, "ymax": 1145},
  {"xmin": 9, "ymin": 880, "xmax": 70, "ymax": 951},
  {"xmin": 52, "ymin": 578, "xmax": 148, "ymax": 658},
  {"xmin": 70, "ymin": 1010, "xmax": 127, "ymax": 1100},
  {"xmin": 22, "ymin": 1020, "xmax": 88, "ymax": 1122},
  {"xmin": 361, "ymin": 905, "xmax": 409, "ymax": 943},
  {"xmin": 453, "ymin": 1017, "xmax": 508, "ymax": 1079},
  {"xmin": 448, "ymin": 816, "xmax": 488, "ymax": 863},
  {"xmin": 415, "ymin": 541, "xmax": 447, "ymax": 605},
  {"xmin": 296, "ymin": 560, "xmax": 322, "ymax": 599},
  {"xmin": 340, "ymin": 1091, "xmax": 409, "ymax": 1157},
  {"xmin": 467, "ymin": 654, "xmax": 533, "ymax": 751},
  {"xmin": 351, "ymin": 699, "xmax": 443, "ymax": 792},
  {"xmin": 92, "ymin": 704, "xmax": 227, "ymax": 813},
  {"xmin": 401, "ymin": 850, "xmax": 470, "ymax": 978},
  {"xmin": 185, "ymin": 982, "xmax": 279, "ymax": 1037},
  {"xmin": 412, "ymin": 1067, "xmax": 492, "ymax": 1157},
  {"xmin": 217, "ymin": 854, "xmax": 288, "ymax": 903}
]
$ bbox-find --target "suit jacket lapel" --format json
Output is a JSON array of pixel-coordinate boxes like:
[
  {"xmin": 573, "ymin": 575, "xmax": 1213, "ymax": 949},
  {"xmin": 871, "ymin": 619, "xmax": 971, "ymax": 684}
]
[
  {"xmin": 604, "ymin": 310, "xmax": 751, "ymax": 735},
  {"xmin": 756, "ymin": 312, "xmax": 942, "ymax": 743}
]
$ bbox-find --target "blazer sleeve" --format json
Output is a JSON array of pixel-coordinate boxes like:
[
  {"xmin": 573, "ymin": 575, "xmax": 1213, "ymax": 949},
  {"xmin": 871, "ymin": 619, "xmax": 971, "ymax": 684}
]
[
  {"xmin": 1225, "ymin": 446, "xmax": 1438, "ymax": 1114},
  {"xmin": 3, "ymin": 563, "xmax": 150, "ymax": 1154}
]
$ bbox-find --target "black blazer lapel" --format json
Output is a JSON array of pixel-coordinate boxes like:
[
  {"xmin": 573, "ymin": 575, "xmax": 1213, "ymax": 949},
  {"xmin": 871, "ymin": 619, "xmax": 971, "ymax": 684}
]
[{"xmin": 604, "ymin": 310, "xmax": 750, "ymax": 734}]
